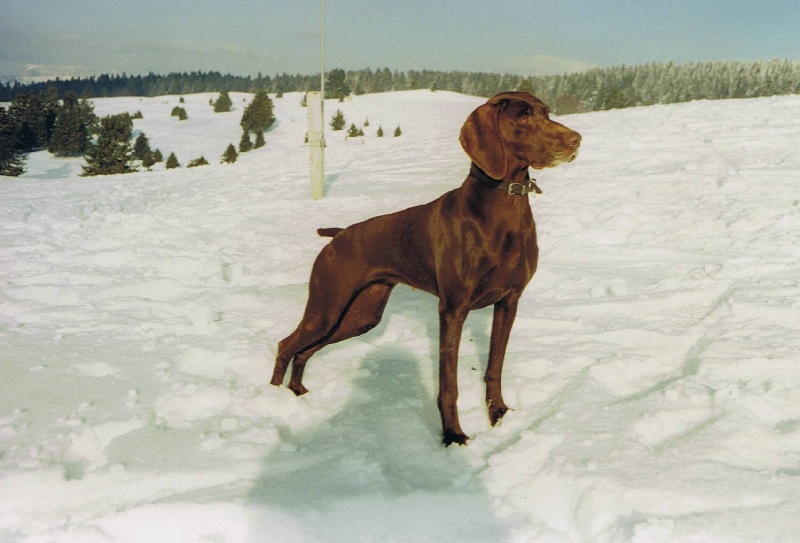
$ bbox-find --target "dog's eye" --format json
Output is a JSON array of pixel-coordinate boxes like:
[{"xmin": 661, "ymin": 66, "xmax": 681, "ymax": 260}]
[{"xmin": 517, "ymin": 107, "xmax": 533, "ymax": 123}]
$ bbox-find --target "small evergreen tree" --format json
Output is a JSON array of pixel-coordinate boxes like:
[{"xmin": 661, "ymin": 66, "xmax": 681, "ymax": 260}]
[
  {"xmin": 240, "ymin": 91, "xmax": 275, "ymax": 132},
  {"xmin": 188, "ymin": 156, "xmax": 209, "ymax": 167},
  {"xmin": 133, "ymin": 132, "xmax": 152, "ymax": 161},
  {"xmin": 254, "ymin": 130, "xmax": 265, "ymax": 149},
  {"xmin": 166, "ymin": 152, "xmax": 180, "ymax": 169},
  {"xmin": 213, "ymin": 91, "xmax": 233, "ymax": 112},
  {"xmin": 81, "ymin": 113, "xmax": 137, "ymax": 176},
  {"xmin": 152, "ymin": 149, "xmax": 163, "ymax": 162},
  {"xmin": 330, "ymin": 109, "xmax": 345, "ymax": 131},
  {"xmin": 363, "ymin": 118, "xmax": 370, "ymax": 127},
  {"xmin": 347, "ymin": 123, "xmax": 360, "ymax": 137},
  {"xmin": 394, "ymin": 125, "xmax": 402, "ymax": 137},
  {"xmin": 221, "ymin": 144, "xmax": 238, "ymax": 164},
  {"xmin": 376, "ymin": 125, "xmax": 384, "ymax": 137},
  {"xmin": 239, "ymin": 130, "xmax": 252, "ymax": 152},
  {"xmin": 171, "ymin": 106, "xmax": 188, "ymax": 120},
  {"xmin": 141, "ymin": 150, "xmax": 157, "ymax": 170}
]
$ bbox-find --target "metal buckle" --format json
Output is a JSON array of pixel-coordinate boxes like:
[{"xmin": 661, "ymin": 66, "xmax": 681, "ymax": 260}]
[{"xmin": 507, "ymin": 182, "xmax": 527, "ymax": 195}]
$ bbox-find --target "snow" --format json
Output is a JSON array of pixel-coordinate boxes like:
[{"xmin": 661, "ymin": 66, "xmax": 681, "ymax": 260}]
[{"xmin": 2, "ymin": 89, "xmax": 800, "ymax": 542}]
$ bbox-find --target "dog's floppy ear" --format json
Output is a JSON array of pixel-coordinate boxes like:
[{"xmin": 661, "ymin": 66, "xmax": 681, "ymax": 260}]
[{"xmin": 459, "ymin": 101, "xmax": 506, "ymax": 180}]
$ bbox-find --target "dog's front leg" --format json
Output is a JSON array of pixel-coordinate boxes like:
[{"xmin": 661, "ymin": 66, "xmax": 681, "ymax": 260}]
[
  {"xmin": 438, "ymin": 302, "xmax": 469, "ymax": 446},
  {"xmin": 485, "ymin": 295, "xmax": 519, "ymax": 426}
]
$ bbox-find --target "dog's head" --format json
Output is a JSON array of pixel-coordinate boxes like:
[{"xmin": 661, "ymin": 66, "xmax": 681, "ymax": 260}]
[{"xmin": 460, "ymin": 92, "xmax": 581, "ymax": 180}]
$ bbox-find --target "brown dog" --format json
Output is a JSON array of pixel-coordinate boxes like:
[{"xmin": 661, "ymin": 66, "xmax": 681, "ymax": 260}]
[{"xmin": 271, "ymin": 92, "xmax": 581, "ymax": 445}]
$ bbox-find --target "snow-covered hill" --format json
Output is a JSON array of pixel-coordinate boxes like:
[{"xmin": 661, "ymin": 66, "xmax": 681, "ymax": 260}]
[{"xmin": 2, "ymin": 90, "xmax": 800, "ymax": 542}]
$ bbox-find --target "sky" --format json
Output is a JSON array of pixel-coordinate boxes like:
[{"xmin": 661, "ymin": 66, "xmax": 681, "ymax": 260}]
[{"xmin": 1, "ymin": 0, "xmax": 799, "ymax": 79}]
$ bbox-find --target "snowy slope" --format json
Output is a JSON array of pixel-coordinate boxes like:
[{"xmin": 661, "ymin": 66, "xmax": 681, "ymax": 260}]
[{"xmin": 2, "ymin": 90, "xmax": 800, "ymax": 543}]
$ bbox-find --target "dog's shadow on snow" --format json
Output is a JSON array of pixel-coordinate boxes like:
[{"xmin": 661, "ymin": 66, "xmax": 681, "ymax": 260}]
[{"xmin": 248, "ymin": 288, "xmax": 505, "ymax": 542}]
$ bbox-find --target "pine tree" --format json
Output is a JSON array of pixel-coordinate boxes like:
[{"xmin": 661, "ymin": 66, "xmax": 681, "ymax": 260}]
[
  {"xmin": 214, "ymin": 91, "xmax": 233, "ymax": 112},
  {"xmin": 330, "ymin": 109, "xmax": 345, "ymax": 131},
  {"xmin": 142, "ymin": 150, "xmax": 156, "ymax": 170},
  {"xmin": 325, "ymin": 68, "xmax": 350, "ymax": 100},
  {"xmin": 240, "ymin": 91, "xmax": 275, "ymax": 132},
  {"xmin": 10, "ymin": 92, "xmax": 47, "ymax": 151},
  {"xmin": 347, "ymin": 123, "xmax": 360, "ymax": 137},
  {"xmin": 221, "ymin": 143, "xmax": 238, "ymax": 164},
  {"xmin": 0, "ymin": 107, "xmax": 25, "ymax": 176},
  {"xmin": 41, "ymin": 87, "xmax": 60, "ymax": 147},
  {"xmin": 166, "ymin": 152, "xmax": 180, "ymax": 169},
  {"xmin": 254, "ymin": 130, "xmax": 265, "ymax": 149},
  {"xmin": 188, "ymin": 156, "xmax": 209, "ymax": 167},
  {"xmin": 171, "ymin": 106, "xmax": 187, "ymax": 120},
  {"xmin": 81, "ymin": 114, "xmax": 137, "ymax": 176},
  {"xmin": 133, "ymin": 132, "xmax": 152, "ymax": 161},
  {"xmin": 48, "ymin": 92, "xmax": 95, "ymax": 157},
  {"xmin": 152, "ymin": 149, "xmax": 163, "ymax": 163},
  {"xmin": 516, "ymin": 78, "xmax": 535, "ymax": 93},
  {"xmin": 376, "ymin": 125, "xmax": 384, "ymax": 137},
  {"xmin": 239, "ymin": 130, "xmax": 252, "ymax": 152},
  {"xmin": 394, "ymin": 125, "xmax": 402, "ymax": 137}
]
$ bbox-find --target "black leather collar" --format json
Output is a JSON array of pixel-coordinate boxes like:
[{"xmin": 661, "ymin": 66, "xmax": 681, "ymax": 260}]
[{"xmin": 469, "ymin": 163, "xmax": 542, "ymax": 196}]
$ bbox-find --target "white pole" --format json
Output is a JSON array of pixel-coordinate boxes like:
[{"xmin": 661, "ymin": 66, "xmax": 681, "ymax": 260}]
[
  {"xmin": 309, "ymin": 0, "xmax": 326, "ymax": 200},
  {"xmin": 308, "ymin": 92, "xmax": 324, "ymax": 200},
  {"xmin": 321, "ymin": 0, "xmax": 325, "ymax": 106}
]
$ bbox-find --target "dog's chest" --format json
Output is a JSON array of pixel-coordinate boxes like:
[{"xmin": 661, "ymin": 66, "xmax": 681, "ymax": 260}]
[{"xmin": 466, "ymin": 224, "xmax": 538, "ymax": 308}]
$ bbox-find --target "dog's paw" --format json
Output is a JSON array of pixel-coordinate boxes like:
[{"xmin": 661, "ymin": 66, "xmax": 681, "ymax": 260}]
[
  {"xmin": 288, "ymin": 382, "xmax": 309, "ymax": 396},
  {"xmin": 443, "ymin": 429, "xmax": 470, "ymax": 447},
  {"xmin": 489, "ymin": 405, "xmax": 510, "ymax": 427}
]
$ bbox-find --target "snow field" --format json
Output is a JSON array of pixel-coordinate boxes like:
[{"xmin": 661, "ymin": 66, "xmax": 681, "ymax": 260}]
[{"xmin": 2, "ymin": 90, "xmax": 800, "ymax": 542}]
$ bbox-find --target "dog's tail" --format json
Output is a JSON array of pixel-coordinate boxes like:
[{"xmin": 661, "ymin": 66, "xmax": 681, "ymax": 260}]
[{"xmin": 317, "ymin": 227, "xmax": 344, "ymax": 238}]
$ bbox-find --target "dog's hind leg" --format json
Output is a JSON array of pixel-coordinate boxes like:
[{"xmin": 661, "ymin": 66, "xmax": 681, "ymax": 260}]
[
  {"xmin": 273, "ymin": 282, "xmax": 394, "ymax": 395},
  {"xmin": 287, "ymin": 282, "xmax": 394, "ymax": 395}
]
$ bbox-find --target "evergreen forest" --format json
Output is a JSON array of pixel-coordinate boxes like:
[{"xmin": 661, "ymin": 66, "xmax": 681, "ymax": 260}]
[
  {"xmin": 2, "ymin": 59, "xmax": 799, "ymax": 177},
  {"xmin": 2, "ymin": 59, "xmax": 798, "ymax": 114}
]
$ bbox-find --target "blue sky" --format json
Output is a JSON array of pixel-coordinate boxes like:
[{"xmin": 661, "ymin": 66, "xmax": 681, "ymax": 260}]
[{"xmin": 2, "ymin": 0, "xmax": 798, "ymax": 77}]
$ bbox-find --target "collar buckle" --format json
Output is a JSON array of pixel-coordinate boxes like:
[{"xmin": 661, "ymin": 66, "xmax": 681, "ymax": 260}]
[
  {"xmin": 469, "ymin": 163, "xmax": 543, "ymax": 197},
  {"xmin": 506, "ymin": 180, "xmax": 542, "ymax": 196}
]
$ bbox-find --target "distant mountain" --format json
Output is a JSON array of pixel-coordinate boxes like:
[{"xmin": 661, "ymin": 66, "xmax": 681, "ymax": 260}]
[{"xmin": 11, "ymin": 64, "xmax": 118, "ymax": 84}]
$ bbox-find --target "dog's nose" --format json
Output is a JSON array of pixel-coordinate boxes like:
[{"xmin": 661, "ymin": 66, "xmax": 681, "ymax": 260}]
[{"xmin": 567, "ymin": 133, "xmax": 582, "ymax": 150}]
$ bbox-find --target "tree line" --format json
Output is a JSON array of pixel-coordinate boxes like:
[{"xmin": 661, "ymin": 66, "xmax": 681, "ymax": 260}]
[{"xmin": 2, "ymin": 59, "xmax": 799, "ymax": 114}]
